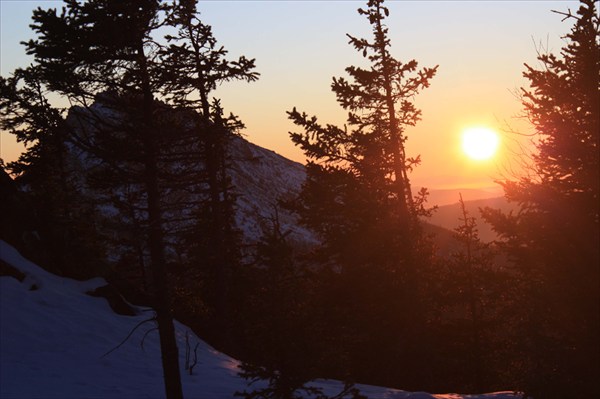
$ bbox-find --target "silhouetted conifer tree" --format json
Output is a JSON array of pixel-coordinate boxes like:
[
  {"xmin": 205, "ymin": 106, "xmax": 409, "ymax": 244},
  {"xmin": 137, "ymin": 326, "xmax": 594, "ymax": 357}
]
[
  {"xmin": 482, "ymin": 1, "xmax": 599, "ymax": 397},
  {"xmin": 159, "ymin": 0, "xmax": 259, "ymax": 346},
  {"xmin": 438, "ymin": 194, "xmax": 508, "ymax": 392},
  {"xmin": 452, "ymin": 195, "xmax": 486, "ymax": 391},
  {"xmin": 23, "ymin": 1, "xmax": 184, "ymax": 397},
  {"xmin": 288, "ymin": 0, "xmax": 437, "ymax": 387},
  {"xmin": 236, "ymin": 212, "xmax": 316, "ymax": 399},
  {"xmin": 0, "ymin": 67, "xmax": 106, "ymax": 279},
  {"xmin": 235, "ymin": 211, "xmax": 366, "ymax": 398}
]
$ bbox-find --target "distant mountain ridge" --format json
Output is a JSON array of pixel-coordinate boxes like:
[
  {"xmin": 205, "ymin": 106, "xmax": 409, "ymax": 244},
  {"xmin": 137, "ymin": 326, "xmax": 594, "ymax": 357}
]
[
  {"xmin": 426, "ymin": 187, "xmax": 504, "ymax": 207},
  {"xmin": 428, "ymin": 196, "xmax": 515, "ymax": 243}
]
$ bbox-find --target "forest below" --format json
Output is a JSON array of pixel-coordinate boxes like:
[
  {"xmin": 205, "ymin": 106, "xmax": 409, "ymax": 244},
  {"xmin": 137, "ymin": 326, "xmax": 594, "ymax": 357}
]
[{"xmin": 0, "ymin": 1, "xmax": 598, "ymax": 398}]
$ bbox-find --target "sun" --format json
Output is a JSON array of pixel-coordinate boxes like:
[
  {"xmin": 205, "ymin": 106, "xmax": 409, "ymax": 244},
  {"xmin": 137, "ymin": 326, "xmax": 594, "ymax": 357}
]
[{"xmin": 461, "ymin": 127, "xmax": 499, "ymax": 161}]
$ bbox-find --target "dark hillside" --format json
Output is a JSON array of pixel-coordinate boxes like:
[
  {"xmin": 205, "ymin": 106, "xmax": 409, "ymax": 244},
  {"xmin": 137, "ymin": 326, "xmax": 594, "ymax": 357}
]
[{"xmin": 428, "ymin": 197, "xmax": 516, "ymax": 242}]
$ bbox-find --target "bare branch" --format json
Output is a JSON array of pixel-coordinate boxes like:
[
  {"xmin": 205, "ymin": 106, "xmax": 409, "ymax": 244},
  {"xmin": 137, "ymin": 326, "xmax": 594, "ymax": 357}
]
[
  {"xmin": 551, "ymin": 8, "xmax": 579, "ymax": 22},
  {"xmin": 101, "ymin": 316, "xmax": 156, "ymax": 358}
]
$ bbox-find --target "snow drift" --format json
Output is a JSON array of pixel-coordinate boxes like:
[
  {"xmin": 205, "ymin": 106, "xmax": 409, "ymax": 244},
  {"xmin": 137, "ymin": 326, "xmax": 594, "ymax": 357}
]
[{"xmin": 0, "ymin": 240, "xmax": 519, "ymax": 399}]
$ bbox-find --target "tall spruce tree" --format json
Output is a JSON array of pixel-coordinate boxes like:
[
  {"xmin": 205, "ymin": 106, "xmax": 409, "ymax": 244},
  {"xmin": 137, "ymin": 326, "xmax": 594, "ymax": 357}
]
[
  {"xmin": 287, "ymin": 0, "xmax": 437, "ymax": 387},
  {"xmin": 159, "ymin": 0, "xmax": 259, "ymax": 346},
  {"xmin": 290, "ymin": 0, "xmax": 436, "ymax": 225},
  {"xmin": 482, "ymin": 1, "xmax": 599, "ymax": 397},
  {"xmin": 288, "ymin": 0, "xmax": 436, "ymax": 268},
  {"xmin": 23, "ymin": 1, "xmax": 184, "ymax": 397}
]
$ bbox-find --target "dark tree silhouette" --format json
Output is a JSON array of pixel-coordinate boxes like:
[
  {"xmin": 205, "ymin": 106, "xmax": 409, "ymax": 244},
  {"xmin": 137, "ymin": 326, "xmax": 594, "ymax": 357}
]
[
  {"xmin": 159, "ymin": 0, "xmax": 259, "ymax": 347},
  {"xmin": 0, "ymin": 68, "xmax": 107, "ymax": 279},
  {"xmin": 23, "ymin": 1, "xmax": 184, "ymax": 397},
  {"xmin": 443, "ymin": 194, "xmax": 504, "ymax": 392},
  {"xmin": 235, "ymin": 212, "xmax": 317, "ymax": 399},
  {"xmin": 288, "ymin": 0, "xmax": 437, "ymax": 278},
  {"xmin": 482, "ymin": 1, "xmax": 599, "ymax": 397},
  {"xmin": 12, "ymin": 1, "xmax": 261, "ymax": 395},
  {"xmin": 290, "ymin": 0, "xmax": 437, "ymax": 228},
  {"xmin": 287, "ymin": 0, "xmax": 438, "ymax": 388}
]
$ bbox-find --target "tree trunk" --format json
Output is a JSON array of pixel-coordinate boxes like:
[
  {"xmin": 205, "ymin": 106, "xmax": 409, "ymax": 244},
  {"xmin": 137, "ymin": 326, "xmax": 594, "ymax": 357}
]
[
  {"xmin": 204, "ymin": 123, "xmax": 231, "ymax": 347},
  {"xmin": 138, "ymin": 42, "xmax": 184, "ymax": 399}
]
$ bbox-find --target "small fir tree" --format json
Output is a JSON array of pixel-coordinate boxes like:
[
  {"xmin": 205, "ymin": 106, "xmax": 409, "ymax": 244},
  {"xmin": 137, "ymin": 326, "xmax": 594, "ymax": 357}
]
[
  {"xmin": 445, "ymin": 194, "xmax": 502, "ymax": 391},
  {"xmin": 0, "ymin": 67, "xmax": 107, "ymax": 279}
]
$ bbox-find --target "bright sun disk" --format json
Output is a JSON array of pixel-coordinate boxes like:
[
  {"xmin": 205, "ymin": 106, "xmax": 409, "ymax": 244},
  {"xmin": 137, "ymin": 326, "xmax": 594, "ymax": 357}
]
[{"xmin": 461, "ymin": 127, "xmax": 499, "ymax": 161}]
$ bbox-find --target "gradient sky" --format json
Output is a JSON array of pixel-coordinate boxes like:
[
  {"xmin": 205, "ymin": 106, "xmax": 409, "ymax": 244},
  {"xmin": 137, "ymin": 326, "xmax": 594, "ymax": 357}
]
[{"xmin": 1, "ymin": 0, "xmax": 576, "ymax": 190}]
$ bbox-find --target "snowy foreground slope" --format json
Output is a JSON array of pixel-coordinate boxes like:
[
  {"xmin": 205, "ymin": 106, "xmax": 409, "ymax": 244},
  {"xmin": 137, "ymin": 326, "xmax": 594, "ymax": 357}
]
[{"xmin": 0, "ymin": 241, "xmax": 518, "ymax": 399}]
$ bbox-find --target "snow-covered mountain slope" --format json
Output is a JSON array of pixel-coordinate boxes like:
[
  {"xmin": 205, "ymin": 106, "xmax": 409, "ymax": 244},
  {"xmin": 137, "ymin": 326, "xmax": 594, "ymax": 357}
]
[
  {"xmin": 228, "ymin": 135, "xmax": 317, "ymax": 247},
  {"xmin": 64, "ymin": 100, "xmax": 315, "ymax": 249},
  {"xmin": 0, "ymin": 240, "xmax": 519, "ymax": 399}
]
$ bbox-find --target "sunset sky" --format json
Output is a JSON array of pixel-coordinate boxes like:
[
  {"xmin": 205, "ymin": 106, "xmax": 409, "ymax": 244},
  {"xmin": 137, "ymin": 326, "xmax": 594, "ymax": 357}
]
[{"xmin": 1, "ymin": 0, "xmax": 575, "ymax": 191}]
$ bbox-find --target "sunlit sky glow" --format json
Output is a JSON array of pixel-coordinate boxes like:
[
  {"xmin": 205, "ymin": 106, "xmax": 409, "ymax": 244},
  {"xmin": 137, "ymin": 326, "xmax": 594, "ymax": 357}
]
[
  {"xmin": 0, "ymin": 0, "xmax": 575, "ymax": 190},
  {"xmin": 462, "ymin": 127, "xmax": 500, "ymax": 161}
]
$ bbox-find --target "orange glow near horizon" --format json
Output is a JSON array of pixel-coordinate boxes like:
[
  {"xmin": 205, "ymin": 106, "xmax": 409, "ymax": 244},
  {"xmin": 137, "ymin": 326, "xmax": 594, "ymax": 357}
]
[{"xmin": 0, "ymin": 1, "xmax": 569, "ymax": 192}]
